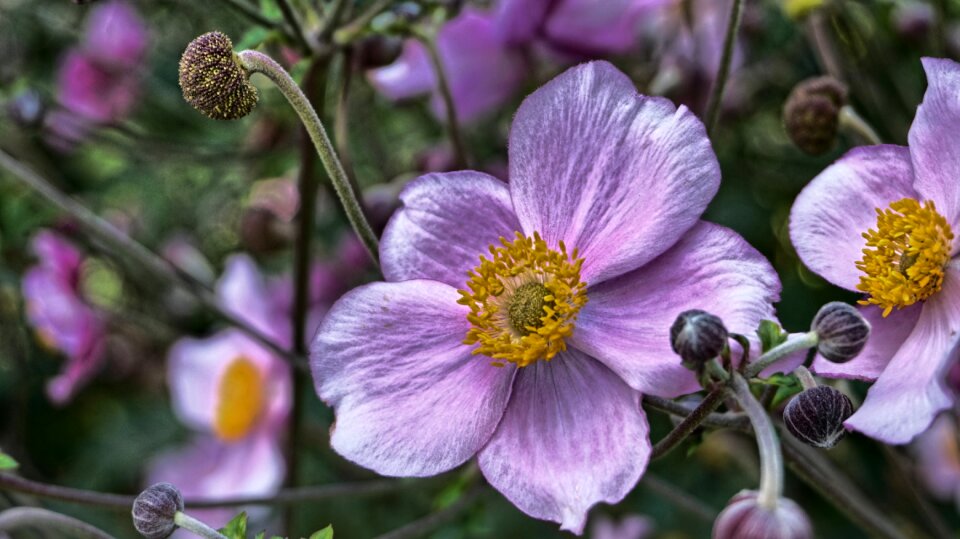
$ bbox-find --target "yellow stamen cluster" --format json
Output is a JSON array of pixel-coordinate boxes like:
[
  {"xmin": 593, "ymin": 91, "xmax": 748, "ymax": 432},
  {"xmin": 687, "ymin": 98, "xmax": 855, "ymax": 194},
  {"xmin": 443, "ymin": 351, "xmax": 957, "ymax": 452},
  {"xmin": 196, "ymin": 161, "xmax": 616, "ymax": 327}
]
[
  {"xmin": 214, "ymin": 357, "xmax": 265, "ymax": 441},
  {"xmin": 856, "ymin": 198, "xmax": 954, "ymax": 317},
  {"xmin": 458, "ymin": 232, "xmax": 587, "ymax": 367}
]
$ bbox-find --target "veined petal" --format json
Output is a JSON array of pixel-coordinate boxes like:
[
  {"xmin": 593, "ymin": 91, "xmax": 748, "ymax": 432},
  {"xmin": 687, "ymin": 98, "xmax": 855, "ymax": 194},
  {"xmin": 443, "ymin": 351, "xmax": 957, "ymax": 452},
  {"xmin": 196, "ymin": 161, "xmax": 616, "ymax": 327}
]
[
  {"xmin": 478, "ymin": 349, "xmax": 649, "ymax": 535},
  {"xmin": 845, "ymin": 267, "xmax": 960, "ymax": 444},
  {"xmin": 380, "ymin": 172, "xmax": 521, "ymax": 288},
  {"xmin": 812, "ymin": 304, "xmax": 921, "ymax": 381},
  {"xmin": 909, "ymin": 58, "xmax": 960, "ymax": 239},
  {"xmin": 790, "ymin": 145, "xmax": 918, "ymax": 291},
  {"xmin": 570, "ymin": 222, "xmax": 779, "ymax": 397},
  {"xmin": 311, "ymin": 280, "xmax": 516, "ymax": 476},
  {"xmin": 509, "ymin": 61, "xmax": 719, "ymax": 285}
]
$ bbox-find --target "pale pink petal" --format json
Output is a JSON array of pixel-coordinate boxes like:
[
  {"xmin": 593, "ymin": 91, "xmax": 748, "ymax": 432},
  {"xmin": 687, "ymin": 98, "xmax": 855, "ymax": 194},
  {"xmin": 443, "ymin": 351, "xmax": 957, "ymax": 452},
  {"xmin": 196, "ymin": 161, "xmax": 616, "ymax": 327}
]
[
  {"xmin": 311, "ymin": 280, "xmax": 515, "ymax": 476},
  {"xmin": 509, "ymin": 61, "xmax": 719, "ymax": 285},
  {"xmin": 216, "ymin": 255, "xmax": 288, "ymax": 343},
  {"xmin": 478, "ymin": 349, "xmax": 649, "ymax": 534},
  {"xmin": 912, "ymin": 414, "xmax": 960, "ymax": 502},
  {"xmin": 494, "ymin": 0, "xmax": 551, "ymax": 45},
  {"xmin": 590, "ymin": 513, "xmax": 655, "ymax": 539},
  {"xmin": 367, "ymin": 40, "xmax": 434, "ymax": 101},
  {"xmin": 570, "ymin": 222, "xmax": 779, "ymax": 397},
  {"xmin": 543, "ymin": 0, "xmax": 657, "ymax": 55},
  {"xmin": 380, "ymin": 171, "xmax": 521, "ymax": 287},
  {"xmin": 812, "ymin": 304, "xmax": 921, "ymax": 381},
  {"xmin": 908, "ymin": 58, "xmax": 960, "ymax": 237},
  {"xmin": 789, "ymin": 145, "xmax": 918, "ymax": 291},
  {"xmin": 845, "ymin": 268, "xmax": 960, "ymax": 444}
]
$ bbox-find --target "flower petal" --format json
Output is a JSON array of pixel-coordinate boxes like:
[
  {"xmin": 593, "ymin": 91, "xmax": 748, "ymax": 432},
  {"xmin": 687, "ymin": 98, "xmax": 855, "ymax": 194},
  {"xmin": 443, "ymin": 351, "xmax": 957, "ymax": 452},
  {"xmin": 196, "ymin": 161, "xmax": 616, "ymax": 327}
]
[
  {"xmin": 216, "ymin": 255, "xmax": 288, "ymax": 343},
  {"xmin": 789, "ymin": 145, "xmax": 918, "ymax": 291},
  {"xmin": 478, "ymin": 349, "xmax": 649, "ymax": 534},
  {"xmin": 494, "ymin": 0, "xmax": 551, "ymax": 45},
  {"xmin": 845, "ymin": 267, "xmax": 960, "ymax": 444},
  {"xmin": 812, "ymin": 304, "xmax": 921, "ymax": 381},
  {"xmin": 542, "ymin": 0, "xmax": 656, "ymax": 55},
  {"xmin": 311, "ymin": 280, "xmax": 516, "ymax": 476},
  {"xmin": 570, "ymin": 221, "xmax": 779, "ymax": 397},
  {"xmin": 380, "ymin": 172, "xmax": 521, "ymax": 287},
  {"xmin": 509, "ymin": 61, "xmax": 720, "ymax": 285},
  {"xmin": 909, "ymin": 58, "xmax": 960, "ymax": 235}
]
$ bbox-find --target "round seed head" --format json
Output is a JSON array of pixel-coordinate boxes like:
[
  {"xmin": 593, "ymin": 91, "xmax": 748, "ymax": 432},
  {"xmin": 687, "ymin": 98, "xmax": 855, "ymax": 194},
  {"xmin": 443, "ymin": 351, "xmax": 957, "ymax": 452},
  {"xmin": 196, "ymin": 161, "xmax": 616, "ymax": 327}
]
[
  {"xmin": 670, "ymin": 309, "xmax": 728, "ymax": 370},
  {"xmin": 784, "ymin": 386, "xmax": 854, "ymax": 449},
  {"xmin": 132, "ymin": 483, "xmax": 183, "ymax": 539},
  {"xmin": 179, "ymin": 32, "xmax": 258, "ymax": 120},
  {"xmin": 811, "ymin": 302, "xmax": 871, "ymax": 363},
  {"xmin": 783, "ymin": 76, "xmax": 848, "ymax": 155}
]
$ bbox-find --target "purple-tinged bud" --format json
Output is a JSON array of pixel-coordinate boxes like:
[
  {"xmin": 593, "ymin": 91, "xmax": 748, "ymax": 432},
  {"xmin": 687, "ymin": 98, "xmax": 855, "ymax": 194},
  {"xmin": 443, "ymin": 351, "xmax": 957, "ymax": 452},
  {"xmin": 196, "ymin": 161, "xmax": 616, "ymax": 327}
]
[
  {"xmin": 132, "ymin": 483, "xmax": 183, "ymax": 539},
  {"xmin": 240, "ymin": 206, "xmax": 294, "ymax": 253},
  {"xmin": 891, "ymin": 2, "xmax": 934, "ymax": 41},
  {"xmin": 811, "ymin": 302, "xmax": 870, "ymax": 363},
  {"xmin": 670, "ymin": 310, "xmax": 728, "ymax": 370},
  {"xmin": 783, "ymin": 76, "xmax": 848, "ymax": 155},
  {"xmin": 713, "ymin": 490, "xmax": 813, "ymax": 539},
  {"xmin": 355, "ymin": 35, "xmax": 404, "ymax": 69},
  {"xmin": 783, "ymin": 386, "xmax": 853, "ymax": 449},
  {"xmin": 7, "ymin": 90, "xmax": 45, "ymax": 128},
  {"xmin": 179, "ymin": 32, "xmax": 258, "ymax": 120}
]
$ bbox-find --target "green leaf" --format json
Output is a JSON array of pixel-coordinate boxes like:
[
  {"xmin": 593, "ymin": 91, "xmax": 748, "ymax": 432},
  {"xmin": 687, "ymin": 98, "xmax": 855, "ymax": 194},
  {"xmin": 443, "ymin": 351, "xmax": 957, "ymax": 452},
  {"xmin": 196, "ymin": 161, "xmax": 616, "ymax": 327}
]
[
  {"xmin": 309, "ymin": 525, "xmax": 334, "ymax": 539},
  {"xmin": 756, "ymin": 320, "xmax": 788, "ymax": 353},
  {"xmin": 219, "ymin": 512, "xmax": 248, "ymax": 539},
  {"xmin": 0, "ymin": 452, "xmax": 18, "ymax": 470}
]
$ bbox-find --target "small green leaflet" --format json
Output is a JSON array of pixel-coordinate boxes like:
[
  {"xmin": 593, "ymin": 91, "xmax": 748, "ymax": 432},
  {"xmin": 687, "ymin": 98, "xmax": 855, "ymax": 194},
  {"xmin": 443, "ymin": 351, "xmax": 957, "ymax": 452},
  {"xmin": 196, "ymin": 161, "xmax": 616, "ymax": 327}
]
[
  {"xmin": 0, "ymin": 452, "xmax": 18, "ymax": 470},
  {"xmin": 756, "ymin": 320, "xmax": 788, "ymax": 353},
  {"xmin": 309, "ymin": 525, "xmax": 334, "ymax": 539},
  {"xmin": 219, "ymin": 512, "xmax": 247, "ymax": 539}
]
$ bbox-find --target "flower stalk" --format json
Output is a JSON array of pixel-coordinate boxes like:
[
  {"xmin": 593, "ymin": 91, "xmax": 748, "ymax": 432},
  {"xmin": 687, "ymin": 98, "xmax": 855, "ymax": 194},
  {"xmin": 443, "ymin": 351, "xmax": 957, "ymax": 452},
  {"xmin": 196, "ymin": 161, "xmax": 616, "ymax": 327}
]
[
  {"xmin": 704, "ymin": 0, "xmax": 743, "ymax": 134},
  {"xmin": 838, "ymin": 105, "xmax": 882, "ymax": 145},
  {"xmin": 174, "ymin": 512, "xmax": 228, "ymax": 539},
  {"xmin": 0, "ymin": 507, "xmax": 116, "ymax": 539},
  {"xmin": 743, "ymin": 331, "xmax": 819, "ymax": 379},
  {"xmin": 730, "ymin": 372, "xmax": 783, "ymax": 508},
  {"xmin": 416, "ymin": 30, "xmax": 468, "ymax": 169}
]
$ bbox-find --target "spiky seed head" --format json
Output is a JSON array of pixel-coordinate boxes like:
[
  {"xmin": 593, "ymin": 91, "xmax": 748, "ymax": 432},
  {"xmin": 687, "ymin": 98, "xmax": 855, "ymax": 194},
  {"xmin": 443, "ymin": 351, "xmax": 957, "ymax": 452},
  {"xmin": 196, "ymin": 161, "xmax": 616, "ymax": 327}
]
[{"xmin": 179, "ymin": 32, "xmax": 258, "ymax": 120}]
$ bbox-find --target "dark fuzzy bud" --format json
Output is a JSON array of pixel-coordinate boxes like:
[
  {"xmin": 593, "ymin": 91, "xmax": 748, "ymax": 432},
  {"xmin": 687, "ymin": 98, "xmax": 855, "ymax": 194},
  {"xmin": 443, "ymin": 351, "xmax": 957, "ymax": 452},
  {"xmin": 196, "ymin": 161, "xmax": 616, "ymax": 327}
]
[
  {"xmin": 355, "ymin": 35, "xmax": 404, "ymax": 69},
  {"xmin": 179, "ymin": 32, "xmax": 258, "ymax": 120},
  {"xmin": 784, "ymin": 386, "xmax": 854, "ymax": 449},
  {"xmin": 670, "ymin": 310, "xmax": 728, "ymax": 369},
  {"xmin": 713, "ymin": 490, "xmax": 813, "ymax": 539},
  {"xmin": 132, "ymin": 483, "xmax": 183, "ymax": 539},
  {"xmin": 811, "ymin": 302, "xmax": 870, "ymax": 363},
  {"xmin": 783, "ymin": 76, "xmax": 848, "ymax": 155},
  {"xmin": 240, "ymin": 206, "xmax": 293, "ymax": 253}
]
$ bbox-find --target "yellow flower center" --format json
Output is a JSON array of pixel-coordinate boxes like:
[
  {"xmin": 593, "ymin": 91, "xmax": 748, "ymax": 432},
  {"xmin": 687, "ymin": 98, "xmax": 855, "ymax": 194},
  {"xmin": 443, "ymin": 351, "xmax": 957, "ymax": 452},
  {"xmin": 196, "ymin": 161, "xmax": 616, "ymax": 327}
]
[
  {"xmin": 214, "ymin": 357, "xmax": 265, "ymax": 441},
  {"xmin": 457, "ymin": 232, "xmax": 587, "ymax": 367},
  {"xmin": 856, "ymin": 198, "xmax": 954, "ymax": 317}
]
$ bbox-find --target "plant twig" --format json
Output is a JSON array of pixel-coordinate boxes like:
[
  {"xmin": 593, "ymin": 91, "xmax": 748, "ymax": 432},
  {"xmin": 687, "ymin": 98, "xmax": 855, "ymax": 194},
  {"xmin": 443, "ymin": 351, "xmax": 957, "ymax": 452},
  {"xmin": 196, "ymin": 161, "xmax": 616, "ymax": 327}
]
[
  {"xmin": 417, "ymin": 32, "xmax": 468, "ymax": 169},
  {"xmin": 213, "ymin": 0, "xmax": 287, "ymax": 34},
  {"xmin": 0, "ymin": 507, "xmax": 116, "ymax": 539},
  {"xmin": 743, "ymin": 331, "xmax": 818, "ymax": 379},
  {"xmin": 333, "ymin": 0, "xmax": 393, "ymax": 44},
  {"xmin": 704, "ymin": 0, "xmax": 743, "ymax": 134},
  {"xmin": 651, "ymin": 388, "xmax": 727, "ymax": 460},
  {"xmin": 643, "ymin": 395, "xmax": 749, "ymax": 430},
  {"xmin": 275, "ymin": 0, "xmax": 313, "ymax": 52}
]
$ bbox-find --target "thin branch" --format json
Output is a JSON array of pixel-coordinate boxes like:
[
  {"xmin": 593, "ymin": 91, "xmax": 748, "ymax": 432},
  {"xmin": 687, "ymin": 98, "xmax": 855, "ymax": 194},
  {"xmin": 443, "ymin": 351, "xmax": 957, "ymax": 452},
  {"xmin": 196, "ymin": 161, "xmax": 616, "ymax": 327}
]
[
  {"xmin": 0, "ymin": 148, "xmax": 307, "ymax": 371},
  {"xmin": 372, "ymin": 487, "xmax": 485, "ymax": 539},
  {"xmin": 0, "ymin": 507, "xmax": 116, "ymax": 539},
  {"xmin": 213, "ymin": 0, "xmax": 286, "ymax": 33},
  {"xmin": 319, "ymin": 0, "xmax": 350, "ymax": 41},
  {"xmin": 704, "ymin": 0, "xmax": 743, "ymax": 134},
  {"xmin": 650, "ymin": 388, "xmax": 727, "ymax": 460},
  {"xmin": 642, "ymin": 395, "xmax": 749, "ymax": 430},
  {"xmin": 418, "ymin": 33, "xmax": 468, "ymax": 169},
  {"xmin": 333, "ymin": 0, "xmax": 393, "ymax": 45},
  {"xmin": 276, "ymin": 0, "xmax": 313, "ymax": 52}
]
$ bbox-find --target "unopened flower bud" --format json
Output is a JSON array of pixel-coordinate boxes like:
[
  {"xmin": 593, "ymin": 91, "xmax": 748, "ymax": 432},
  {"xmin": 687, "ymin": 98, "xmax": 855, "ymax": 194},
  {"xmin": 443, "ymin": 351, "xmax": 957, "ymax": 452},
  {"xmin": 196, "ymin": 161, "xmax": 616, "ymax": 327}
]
[
  {"xmin": 355, "ymin": 35, "xmax": 404, "ymax": 69},
  {"xmin": 670, "ymin": 310, "xmax": 728, "ymax": 369},
  {"xmin": 784, "ymin": 386, "xmax": 854, "ymax": 449},
  {"xmin": 179, "ymin": 32, "xmax": 258, "ymax": 120},
  {"xmin": 811, "ymin": 302, "xmax": 870, "ymax": 363},
  {"xmin": 7, "ymin": 90, "xmax": 44, "ymax": 128},
  {"xmin": 132, "ymin": 483, "xmax": 183, "ymax": 539},
  {"xmin": 713, "ymin": 490, "xmax": 813, "ymax": 539},
  {"xmin": 240, "ymin": 206, "xmax": 293, "ymax": 253},
  {"xmin": 783, "ymin": 76, "xmax": 848, "ymax": 155}
]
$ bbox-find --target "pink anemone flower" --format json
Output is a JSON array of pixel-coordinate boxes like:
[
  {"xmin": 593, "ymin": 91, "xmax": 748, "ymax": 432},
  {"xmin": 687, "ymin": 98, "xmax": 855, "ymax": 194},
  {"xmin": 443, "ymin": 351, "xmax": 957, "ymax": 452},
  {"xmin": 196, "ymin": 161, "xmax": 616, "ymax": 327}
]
[
  {"xmin": 791, "ymin": 58, "xmax": 960, "ymax": 444},
  {"xmin": 912, "ymin": 413, "xmax": 960, "ymax": 509},
  {"xmin": 312, "ymin": 61, "xmax": 780, "ymax": 533}
]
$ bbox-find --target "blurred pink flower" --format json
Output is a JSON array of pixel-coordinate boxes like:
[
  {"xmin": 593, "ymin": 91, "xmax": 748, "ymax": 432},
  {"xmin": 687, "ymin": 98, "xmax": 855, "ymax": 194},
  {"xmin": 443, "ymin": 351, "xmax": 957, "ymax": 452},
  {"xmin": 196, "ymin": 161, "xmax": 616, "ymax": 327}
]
[
  {"xmin": 56, "ymin": 51, "xmax": 139, "ymax": 124},
  {"xmin": 82, "ymin": 0, "xmax": 149, "ymax": 70},
  {"xmin": 590, "ymin": 513, "xmax": 654, "ymax": 539},
  {"xmin": 21, "ymin": 230, "xmax": 106, "ymax": 404},
  {"xmin": 913, "ymin": 414, "xmax": 960, "ymax": 509}
]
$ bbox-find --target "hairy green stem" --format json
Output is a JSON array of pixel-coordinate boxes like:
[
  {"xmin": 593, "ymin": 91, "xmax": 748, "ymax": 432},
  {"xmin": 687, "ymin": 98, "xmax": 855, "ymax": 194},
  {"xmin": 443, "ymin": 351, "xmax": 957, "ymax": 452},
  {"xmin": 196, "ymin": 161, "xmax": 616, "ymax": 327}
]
[
  {"xmin": 175, "ymin": 512, "xmax": 228, "ymax": 539},
  {"xmin": 743, "ymin": 331, "xmax": 819, "ymax": 379},
  {"xmin": 238, "ymin": 50, "xmax": 380, "ymax": 264},
  {"xmin": 794, "ymin": 365, "xmax": 818, "ymax": 391},
  {"xmin": 730, "ymin": 373, "xmax": 782, "ymax": 508},
  {"xmin": 704, "ymin": 0, "xmax": 743, "ymax": 134},
  {"xmin": 0, "ymin": 507, "xmax": 116, "ymax": 539},
  {"xmin": 642, "ymin": 395, "xmax": 749, "ymax": 430},
  {"xmin": 651, "ymin": 388, "xmax": 727, "ymax": 460}
]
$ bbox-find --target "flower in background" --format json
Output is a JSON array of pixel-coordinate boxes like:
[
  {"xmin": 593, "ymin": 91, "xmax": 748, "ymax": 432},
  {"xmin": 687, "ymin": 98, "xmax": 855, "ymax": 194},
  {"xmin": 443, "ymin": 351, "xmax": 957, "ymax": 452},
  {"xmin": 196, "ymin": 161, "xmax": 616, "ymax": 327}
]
[
  {"xmin": 791, "ymin": 58, "xmax": 960, "ymax": 444},
  {"xmin": 45, "ymin": 0, "xmax": 147, "ymax": 151},
  {"xmin": 590, "ymin": 513, "xmax": 654, "ymax": 539},
  {"xmin": 313, "ymin": 61, "xmax": 780, "ymax": 533},
  {"xmin": 368, "ymin": 7, "xmax": 527, "ymax": 123},
  {"xmin": 21, "ymin": 230, "xmax": 106, "ymax": 404},
  {"xmin": 913, "ymin": 413, "xmax": 960, "ymax": 510}
]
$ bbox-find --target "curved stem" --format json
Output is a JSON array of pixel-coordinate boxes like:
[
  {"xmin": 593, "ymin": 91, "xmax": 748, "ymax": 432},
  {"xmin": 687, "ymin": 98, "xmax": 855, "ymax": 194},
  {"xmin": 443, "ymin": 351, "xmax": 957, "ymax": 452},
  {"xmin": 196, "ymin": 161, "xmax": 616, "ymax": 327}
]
[
  {"xmin": 730, "ymin": 373, "xmax": 782, "ymax": 508},
  {"xmin": 0, "ymin": 507, "xmax": 116, "ymax": 539},
  {"xmin": 794, "ymin": 365, "xmax": 818, "ymax": 391},
  {"xmin": 175, "ymin": 512, "xmax": 228, "ymax": 539},
  {"xmin": 651, "ymin": 388, "xmax": 727, "ymax": 460},
  {"xmin": 743, "ymin": 331, "xmax": 819, "ymax": 379},
  {"xmin": 238, "ymin": 50, "xmax": 380, "ymax": 265},
  {"xmin": 704, "ymin": 0, "xmax": 743, "ymax": 134},
  {"xmin": 838, "ymin": 105, "xmax": 882, "ymax": 145},
  {"xmin": 418, "ymin": 33, "xmax": 468, "ymax": 169},
  {"xmin": 642, "ymin": 395, "xmax": 749, "ymax": 430}
]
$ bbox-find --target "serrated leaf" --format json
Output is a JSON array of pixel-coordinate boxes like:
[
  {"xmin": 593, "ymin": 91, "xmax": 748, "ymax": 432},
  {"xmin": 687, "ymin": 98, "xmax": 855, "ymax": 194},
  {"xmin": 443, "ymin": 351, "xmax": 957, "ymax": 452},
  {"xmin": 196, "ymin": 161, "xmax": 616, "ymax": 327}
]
[
  {"xmin": 756, "ymin": 320, "xmax": 788, "ymax": 353},
  {"xmin": 309, "ymin": 525, "xmax": 333, "ymax": 539},
  {"xmin": 0, "ymin": 452, "xmax": 18, "ymax": 470},
  {"xmin": 219, "ymin": 512, "xmax": 247, "ymax": 539}
]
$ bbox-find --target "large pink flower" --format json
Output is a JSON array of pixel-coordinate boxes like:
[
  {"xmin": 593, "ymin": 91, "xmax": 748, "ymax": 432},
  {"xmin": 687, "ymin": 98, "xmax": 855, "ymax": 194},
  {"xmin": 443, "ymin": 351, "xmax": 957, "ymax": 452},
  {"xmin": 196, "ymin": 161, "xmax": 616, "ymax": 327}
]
[
  {"xmin": 312, "ymin": 62, "xmax": 780, "ymax": 533},
  {"xmin": 21, "ymin": 230, "xmax": 106, "ymax": 404},
  {"xmin": 790, "ymin": 58, "xmax": 960, "ymax": 444}
]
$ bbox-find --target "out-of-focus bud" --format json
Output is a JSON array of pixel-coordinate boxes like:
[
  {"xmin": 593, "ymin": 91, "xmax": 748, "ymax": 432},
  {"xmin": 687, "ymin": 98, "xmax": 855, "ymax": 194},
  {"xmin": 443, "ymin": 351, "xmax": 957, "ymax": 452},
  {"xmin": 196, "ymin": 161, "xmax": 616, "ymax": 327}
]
[
  {"xmin": 132, "ymin": 483, "xmax": 183, "ymax": 539},
  {"xmin": 891, "ymin": 1, "xmax": 934, "ymax": 41},
  {"xmin": 670, "ymin": 310, "xmax": 728, "ymax": 370},
  {"xmin": 393, "ymin": 2, "xmax": 423, "ymax": 22},
  {"xmin": 783, "ymin": 0, "xmax": 824, "ymax": 20},
  {"xmin": 811, "ymin": 302, "xmax": 870, "ymax": 363},
  {"xmin": 713, "ymin": 490, "xmax": 813, "ymax": 539},
  {"xmin": 355, "ymin": 35, "xmax": 404, "ymax": 69},
  {"xmin": 7, "ymin": 90, "xmax": 45, "ymax": 128},
  {"xmin": 239, "ymin": 206, "xmax": 294, "ymax": 253},
  {"xmin": 783, "ymin": 76, "xmax": 848, "ymax": 155},
  {"xmin": 783, "ymin": 386, "xmax": 854, "ymax": 449},
  {"xmin": 179, "ymin": 32, "xmax": 258, "ymax": 120}
]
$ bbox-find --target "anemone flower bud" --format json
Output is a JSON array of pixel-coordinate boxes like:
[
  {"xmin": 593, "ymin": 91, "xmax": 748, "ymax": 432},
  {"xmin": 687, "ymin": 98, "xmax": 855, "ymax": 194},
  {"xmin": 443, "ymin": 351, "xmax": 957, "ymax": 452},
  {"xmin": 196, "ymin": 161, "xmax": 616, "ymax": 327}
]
[
  {"xmin": 670, "ymin": 309, "xmax": 728, "ymax": 370},
  {"xmin": 355, "ymin": 35, "xmax": 404, "ymax": 70},
  {"xmin": 240, "ymin": 205, "xmax": 293, "ymax": 253},
  {"xmin": 713, "ymin": 490, "xmax": 813, "ymax": 539},
  {"xmin": 783, "ymin": 76, "xmax": 848, "ymax": 155},
  {"xmin": 783, "ymin": 386, "xmax": 854, "ymax": 449},
  {"xmin": 132, "ymin": 483, "xmax": 183, "ymax": 539},
  {"xmin": 179, "ymin": 31, "xmax": 259, "ymax": 120},
  {"xmin": 811, "ymin": 301, "xmax": 870, "ymax": 363}
]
